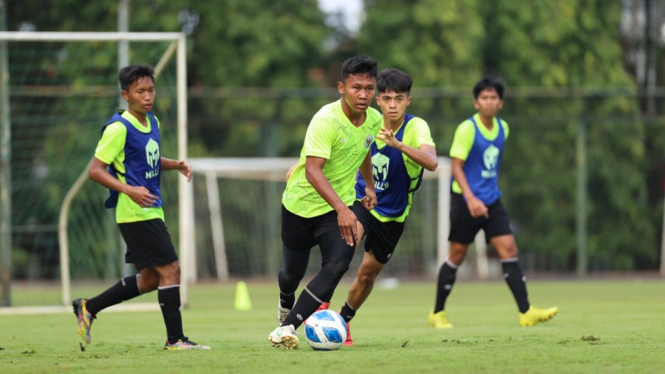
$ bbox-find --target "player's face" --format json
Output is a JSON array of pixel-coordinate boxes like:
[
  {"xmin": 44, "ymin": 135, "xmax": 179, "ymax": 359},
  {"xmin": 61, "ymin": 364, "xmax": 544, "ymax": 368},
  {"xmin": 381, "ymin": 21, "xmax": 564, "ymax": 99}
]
[
  {"xmin": 338, "ymin": 73, "xmax": 376, "ymax": 114},
  {"xmin": 376, "ymin": 90, "xmax": 411, "ymax": 124},
  {"xmin": 122, "ymin": 76, "xmax": 155, "ymax": 115},
  {"xmin": 474, "ymin": 88, "xmax": 503, "ymax": 117}
]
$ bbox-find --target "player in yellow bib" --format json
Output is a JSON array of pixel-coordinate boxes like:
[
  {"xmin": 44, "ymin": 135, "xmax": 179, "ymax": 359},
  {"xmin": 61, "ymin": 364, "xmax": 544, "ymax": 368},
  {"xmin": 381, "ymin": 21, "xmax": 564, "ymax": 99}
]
[{"xmin": 268, "ymin": 56, "xmax": 383, "ymax": 349}]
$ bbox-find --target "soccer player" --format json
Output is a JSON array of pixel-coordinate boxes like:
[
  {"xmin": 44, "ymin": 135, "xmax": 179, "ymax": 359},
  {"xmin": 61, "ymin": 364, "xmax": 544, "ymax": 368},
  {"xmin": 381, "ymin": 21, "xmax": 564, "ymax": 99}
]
[
  {"xmin": 429, "ymin": 77, "xmax": 558, "ymax": 329},
  {"xmin": 268, "ymin": 56, "xmax": 383, "ymax": 349},
  {"xmin": 72, "ymin": 65, "xmax": 209, "ymax": 350},
  {"xmin": 311, "ymin": 69, "xmax": 438, "ymax": 346}
]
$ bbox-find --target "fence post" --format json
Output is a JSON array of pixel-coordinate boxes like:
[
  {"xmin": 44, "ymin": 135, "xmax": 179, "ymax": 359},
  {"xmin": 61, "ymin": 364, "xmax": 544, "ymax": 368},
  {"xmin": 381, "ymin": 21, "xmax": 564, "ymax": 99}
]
[
  {"xmin": 0, "ymin": 0, "xmax": 12, "ymax": 307},
  {"xmin": 576, "ymin": 119, "xmax": 588, "ymax": 276}
]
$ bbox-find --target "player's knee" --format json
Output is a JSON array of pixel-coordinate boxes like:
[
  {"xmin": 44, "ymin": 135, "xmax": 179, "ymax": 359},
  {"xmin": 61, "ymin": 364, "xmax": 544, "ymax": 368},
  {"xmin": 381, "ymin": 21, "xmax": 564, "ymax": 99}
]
[
  {"xmin": 144, "ymin": 276, "xmax": 160, "ymax": 292},
  {"xmin": 449, "ymin": 244, "xmax": 469, "ymax": 265},
  {"xmin": 326, "ymin": 260, "xmax": 350, "ymax": 278},
  {"xmin": 157, "ymin": 261, "xmax": 180, "ymax": 285},
  {"xmin": 496, "ymin": 241, "xmax": 519, "ymax": 259},
  {"xmin": 358, "ymin": 271, "xmax": 377, "ymax": 286},
  {"xmin": 278, "ymin": 267, "xmax": 305, "ymax": 289}
]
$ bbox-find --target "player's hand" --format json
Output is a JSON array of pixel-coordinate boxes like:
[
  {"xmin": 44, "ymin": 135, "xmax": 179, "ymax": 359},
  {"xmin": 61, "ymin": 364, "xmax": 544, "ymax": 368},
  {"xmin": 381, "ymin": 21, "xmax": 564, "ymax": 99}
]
[
  {"xmin": 126, "ymin": 186, "xmax": 158, "ymax": 208},
  {"xmin": 362, "ymin": 186, "xmax": 377, "ymax": 210},
  {"xmin": 337, "ymin": 207, "xmax": 359, "ymax": 247},
  {"xmin": 376, "ymin": 127, "xmax": 401, "ymax": 148},
  {"xmin": 466, "ymin": 196, "xmax": 489, "ymax": 218},
  {"xmin": 285, "ymin": 164, "xmax": 297, "ymax": 182},
  {"xmin": 177, "ymin": 160, "xmax": 192, "ymax": 182}
]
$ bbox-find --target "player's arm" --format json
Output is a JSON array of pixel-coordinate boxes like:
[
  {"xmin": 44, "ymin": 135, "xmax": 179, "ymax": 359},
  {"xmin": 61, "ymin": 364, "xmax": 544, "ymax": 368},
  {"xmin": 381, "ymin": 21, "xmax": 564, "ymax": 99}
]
[
  {"xmin": 358, "ymin": 151, "xmax": 377, "ymax": 210},
  {"xmin": 305, "ymin": 156, "xmax": 359, "ymax": 246},
  {"xmin": 451, "ymin": 158, "xmax": 488, "ymax": 218},
  {"xmin": 160, "ymin": 157, "xmax": 192, "ymax": 182},
  {"xmin": 377, "ymin": 126, "xmax": 438, "ymax": 171},
  {"xmin": 89, "ymin": 158, "xmax": 158, "ymax": 208}
]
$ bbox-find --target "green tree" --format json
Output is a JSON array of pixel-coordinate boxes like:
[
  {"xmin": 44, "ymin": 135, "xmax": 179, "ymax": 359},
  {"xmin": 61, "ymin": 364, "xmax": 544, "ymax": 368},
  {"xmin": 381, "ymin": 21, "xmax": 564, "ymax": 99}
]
[{"xmin": 487, "ymin": 0, "xmax": 655, "ymax": 270}]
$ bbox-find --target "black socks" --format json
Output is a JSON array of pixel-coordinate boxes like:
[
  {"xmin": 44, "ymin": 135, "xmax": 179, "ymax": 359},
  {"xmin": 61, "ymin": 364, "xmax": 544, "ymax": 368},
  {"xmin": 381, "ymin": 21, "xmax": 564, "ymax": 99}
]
[
  {"xmin": 339, "ymin": 302, "xmax": 356, "ymax": 323},
  {"xmin": 434, "ymin": 260, "xmax": 458, "ymax": 313},
  {"xmin": 502, "ymin": 259, "xmax": 530, "ymax": 313},
  {"xmin": 86, "ymin": 275, "xmax": 141, "ymax": 316},
  {"xmin": 282, "ymin": 288, "xmax": 324, "ymax": 329},
  {"xmin": 158, "ymin": 285, "xmax": 185, "ymax": 343}
]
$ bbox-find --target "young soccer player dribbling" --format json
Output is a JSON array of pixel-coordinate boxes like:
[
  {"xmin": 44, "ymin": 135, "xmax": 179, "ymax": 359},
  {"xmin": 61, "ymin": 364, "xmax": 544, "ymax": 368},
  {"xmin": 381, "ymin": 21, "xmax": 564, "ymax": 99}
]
[
  {"xmin": 429, "ymin": 78, "xmax": 558, "ymax": 328},
  {"xmin": 268, "ymin": 56, "xmax": 383, "ymax": 349},
  {"xmin": 72, "ymin": 65, "xmax": 209, "ymax": 350},
  {"xmin": 308, "ymin": 69, "xmax": 438, "ymax": 346}
]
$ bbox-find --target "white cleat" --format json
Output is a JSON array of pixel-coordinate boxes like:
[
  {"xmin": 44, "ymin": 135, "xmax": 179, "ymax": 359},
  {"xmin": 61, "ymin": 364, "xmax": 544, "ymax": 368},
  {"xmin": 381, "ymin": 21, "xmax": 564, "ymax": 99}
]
[
  {"xmin": 268, "ymin": 324, "xmax": 299, "ymax": 349},
  {"xmin": 278, "ymin": 301, "xmax": 291, "ymax": 326}
]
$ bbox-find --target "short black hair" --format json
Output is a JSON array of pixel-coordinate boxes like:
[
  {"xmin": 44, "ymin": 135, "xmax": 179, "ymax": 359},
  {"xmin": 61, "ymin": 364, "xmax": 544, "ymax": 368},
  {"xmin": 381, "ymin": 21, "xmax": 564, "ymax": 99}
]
[
  {"xmin": 377, "ymin": 69, "xmax": 413, "ymax": 95},
  {"xmin": 118, "ymin": 64, "xmax": 155, "ymax": 92},
  {"xmin": 340, "ymin": 55, "xmax": 378, "ymax": 81},
  {"xmin": 473, "ymin": 77, "xmax": 505, "ymax": 99}
]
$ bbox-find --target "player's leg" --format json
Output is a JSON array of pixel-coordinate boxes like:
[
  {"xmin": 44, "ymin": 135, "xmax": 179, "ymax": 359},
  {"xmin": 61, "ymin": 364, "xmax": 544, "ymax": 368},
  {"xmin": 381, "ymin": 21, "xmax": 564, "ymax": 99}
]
[
  {"xmin": 277, "ymin": 205, "xmax": 317, "ymax": 324},
  {"xmin": 277, "ymin": 242, "xmax": 311, "ymax": 324},
  {"xmin": 429, "ymin": 242, "xmax": 469, "ymax": 329},
  {"xmin": 313, "ymin": 216, "xmax": 367, "ymax": 315},
  {"xmin": 486, "ymin": 200, "xmax": 558, "ymax": 326},
  {"xmin": 268, "ymin": 207, "xmax": 317, "ymax": 349},
  {"xmin": 280, "ymin": 222, "xmax": 355, "ymax": 331},
  {"xmin": 344, "ymin": 235, "xmax": 380, "ymax": 314},
  {"xmin": 338, "ymin": 249, "xmax": 382, "ymax": 346},
  {"xmin": 72, "ymin": 220, "xmax": 156, "ymax": 344},
  {"xmin": 153, "ymin": 260, "xmax": 208, "ymax": 350},
  {"xmin": 430, "ymin": 193, "xmax": 482, "ymax": 328},
  {"xmin": 120, "ymin": 218, "xmax": 208, "ymax": 350}
]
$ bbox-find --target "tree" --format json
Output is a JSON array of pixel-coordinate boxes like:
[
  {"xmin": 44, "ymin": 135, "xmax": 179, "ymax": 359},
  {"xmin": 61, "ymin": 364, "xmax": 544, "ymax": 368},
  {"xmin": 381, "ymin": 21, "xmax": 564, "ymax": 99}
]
[{"xmin": 486, "ymin": 0, "xmax": 655, "ymax": 270}]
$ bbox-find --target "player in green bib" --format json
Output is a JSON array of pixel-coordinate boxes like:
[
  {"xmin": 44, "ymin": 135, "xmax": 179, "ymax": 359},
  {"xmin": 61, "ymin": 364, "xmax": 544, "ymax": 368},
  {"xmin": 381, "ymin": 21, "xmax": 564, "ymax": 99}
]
[{"xmin": 268, "ymin": 56, "xmax": 383, "ymax": 349}]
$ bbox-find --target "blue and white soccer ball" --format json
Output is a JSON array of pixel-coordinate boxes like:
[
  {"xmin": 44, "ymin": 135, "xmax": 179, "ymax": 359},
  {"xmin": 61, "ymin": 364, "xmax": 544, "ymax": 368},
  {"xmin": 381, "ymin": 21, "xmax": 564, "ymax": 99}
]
[{"xmin": 304, "ymin": 310, "xmax": 347, "ymax": 351}]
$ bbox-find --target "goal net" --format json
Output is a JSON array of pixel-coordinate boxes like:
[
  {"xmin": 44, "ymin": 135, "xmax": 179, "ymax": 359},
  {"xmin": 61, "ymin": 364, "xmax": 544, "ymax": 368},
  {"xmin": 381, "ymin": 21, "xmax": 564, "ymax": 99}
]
[
  {"xmin": 0, "ymin": 32, "xmax": 188, "ymax": 313},
  {"xmin": 184, "ymin": 157, "xmax": 466, "ymax": 283}
]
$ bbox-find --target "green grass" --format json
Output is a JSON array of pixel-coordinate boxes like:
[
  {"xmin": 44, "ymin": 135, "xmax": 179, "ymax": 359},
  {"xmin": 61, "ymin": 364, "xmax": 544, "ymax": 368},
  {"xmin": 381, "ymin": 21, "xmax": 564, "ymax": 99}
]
[{"xmin": 1, "ymin": 279, "xmax": 664, "ymax": 373}]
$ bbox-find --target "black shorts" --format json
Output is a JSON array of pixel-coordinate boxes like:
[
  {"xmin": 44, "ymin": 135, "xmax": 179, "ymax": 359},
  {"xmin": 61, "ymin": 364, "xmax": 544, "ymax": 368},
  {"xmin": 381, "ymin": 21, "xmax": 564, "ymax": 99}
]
[
  {"xmin": 448, "ymin": 193, "xmax": 512, "ymax": 244},
  {"xmin": 281, "ymin": 205, "xmax": 346, "ymax": 250},
  {"xmin": 351, "ymin": 200, "xmax": 405, "ymax": 265},
  {"xmin": 118, "ymin": 218, "xmax": 178, "ymax": 271}
]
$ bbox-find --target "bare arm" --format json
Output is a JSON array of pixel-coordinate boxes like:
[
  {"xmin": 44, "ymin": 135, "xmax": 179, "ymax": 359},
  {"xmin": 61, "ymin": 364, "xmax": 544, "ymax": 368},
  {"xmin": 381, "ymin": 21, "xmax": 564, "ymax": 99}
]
[
  {"xmin": 305, "ymin": 156, "xmax": 359, "ymax": 246},
  {"xmin": 377, "ymin": 127, "xmax": 438, "ymax": 171},
  {"xmin": 89, "ymin": 157, "xmax": 158, "ymax": 208},
  {"xmin": 451, "ymin": 157, "xmax": 488, "ymax": 218},
  {"xmin": 358, "ymin": 151, "xmax": 377, "ymax": 210},
  {"xmin": 399, "ymin": 143, "xmax": 438, "ymax": 171},
  {"xmin": 160, "ymin": 157, "xmax": 192, "ymax": 182}
]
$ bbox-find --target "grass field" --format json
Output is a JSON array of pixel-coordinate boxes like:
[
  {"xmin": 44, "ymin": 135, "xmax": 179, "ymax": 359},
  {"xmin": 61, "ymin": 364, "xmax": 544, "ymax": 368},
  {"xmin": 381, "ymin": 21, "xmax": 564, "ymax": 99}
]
[{"xmin": 1, "ymin": 279, "xmax": 664, "ymax": 373}]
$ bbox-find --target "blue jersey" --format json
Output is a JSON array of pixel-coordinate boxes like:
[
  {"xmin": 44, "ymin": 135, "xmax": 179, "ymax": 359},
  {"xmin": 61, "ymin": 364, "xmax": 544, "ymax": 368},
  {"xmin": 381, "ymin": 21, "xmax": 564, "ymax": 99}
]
[
  {"xmin": 356, "ymin": 114, "xmax": 424, "ymax": 218},
  {"xmin": 102, "ymin": 111, "xmax": 162, "ymax": 209},
  {"xmin": 458, "ymin": 116, "xmax": 505, "ymax": 205}
]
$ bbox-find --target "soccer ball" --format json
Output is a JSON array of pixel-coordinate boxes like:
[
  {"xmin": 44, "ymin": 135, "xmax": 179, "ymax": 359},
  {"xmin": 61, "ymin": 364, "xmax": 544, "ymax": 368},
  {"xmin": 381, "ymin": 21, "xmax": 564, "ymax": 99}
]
[{"xmin": 304, "ymin": 310, "xmax": 348, "ymax": 351}]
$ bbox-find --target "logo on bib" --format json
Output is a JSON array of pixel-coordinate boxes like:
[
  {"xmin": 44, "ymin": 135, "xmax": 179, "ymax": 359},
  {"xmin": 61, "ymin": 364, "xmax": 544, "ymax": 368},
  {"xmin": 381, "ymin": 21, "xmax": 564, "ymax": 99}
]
[
  {"xmin": 372, "ymin": 153, "xmax": 390, "ymax": 190},
  {"xmin": 481, "ymin": 144, "xmax": 499, "ymax": 178},
  {"xmin": 364, "ymin": 134, "xmax": 374, "ymax": 149},
  {"xmin": 145, "ymin": 138, "xmax": 160, "ymax": 179}
]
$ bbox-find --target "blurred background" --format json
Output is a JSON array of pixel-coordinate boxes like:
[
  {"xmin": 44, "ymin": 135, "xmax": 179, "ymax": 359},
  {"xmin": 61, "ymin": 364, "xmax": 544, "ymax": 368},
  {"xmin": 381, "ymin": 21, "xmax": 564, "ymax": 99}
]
[{"xmin": 2, "ymin": 0, "xmax": 665, "ymax": 307}]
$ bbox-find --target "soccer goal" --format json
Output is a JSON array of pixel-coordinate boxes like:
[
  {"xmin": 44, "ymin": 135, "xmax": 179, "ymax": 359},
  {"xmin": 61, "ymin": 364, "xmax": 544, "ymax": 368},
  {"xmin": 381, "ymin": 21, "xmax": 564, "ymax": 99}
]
[
  {"xmin": 0, "ymin": 32, "xmax": 188, "ymax": 314},
  {"xmin": 180, "ymin": 157, "xmax": 493, "ymax": 282}
]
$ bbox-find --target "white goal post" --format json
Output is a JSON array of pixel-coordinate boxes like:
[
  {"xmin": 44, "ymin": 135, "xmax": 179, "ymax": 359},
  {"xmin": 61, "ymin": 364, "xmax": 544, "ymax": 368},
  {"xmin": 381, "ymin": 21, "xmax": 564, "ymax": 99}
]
[
  {"xmin": 180, "ymin": 156, "xmax": 499, "ymax": 282},
  {"xmin": 0, "ymin": 31, "xmax": 188, "ymax": 314}
]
